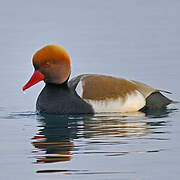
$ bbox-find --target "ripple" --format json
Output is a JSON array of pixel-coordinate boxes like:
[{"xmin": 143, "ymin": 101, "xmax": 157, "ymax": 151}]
[
  {"xmin": 36, "ymin": 169, "xmax": 135, "ymax": 175},
  {"xmin": 2, "ymin": 111, "xmax": 36, "ymax": 120},
  {"xmin": 30, "ymin": 109, "xmax": 174, "ymax": 167}
]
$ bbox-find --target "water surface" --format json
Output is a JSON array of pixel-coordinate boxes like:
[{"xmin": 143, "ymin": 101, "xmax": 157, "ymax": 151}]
[{"xmin": 0, "ymin": 1, "xmax": 180, "ymax": 180}]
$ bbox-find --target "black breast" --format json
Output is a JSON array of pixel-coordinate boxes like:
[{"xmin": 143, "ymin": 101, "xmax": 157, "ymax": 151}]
[{"xmin": 36, "ymin": 83, "xmax": 94, "ymax": 115}]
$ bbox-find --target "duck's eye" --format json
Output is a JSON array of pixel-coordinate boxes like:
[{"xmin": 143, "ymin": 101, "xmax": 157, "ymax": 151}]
[{"xmin": 44, "ymin": 62, "xmax": 50, "ymax": 67}]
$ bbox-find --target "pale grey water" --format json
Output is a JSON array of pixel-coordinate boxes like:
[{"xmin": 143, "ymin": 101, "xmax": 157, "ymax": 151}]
[{"xmin": 0, "ymin": 0, "xmax": 180, "ymax": 179}]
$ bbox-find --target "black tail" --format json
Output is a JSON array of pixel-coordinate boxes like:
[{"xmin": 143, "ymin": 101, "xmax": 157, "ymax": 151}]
[{"xmin": 141, "ymin": 92, "xmax": 176, "ymax": 110}]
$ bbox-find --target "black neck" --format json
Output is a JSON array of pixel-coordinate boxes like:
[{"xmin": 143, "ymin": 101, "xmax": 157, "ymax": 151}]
[{"xmin": 45, "ymin": 78, "xmax": 69, "ymax": 89}]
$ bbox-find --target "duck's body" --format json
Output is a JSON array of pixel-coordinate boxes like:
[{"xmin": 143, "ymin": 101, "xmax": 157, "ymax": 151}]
[
  {"xmin": 36, "ymin": 81, "xmax": 93, "ymax": 114},
  {"xmin": 37, "ymin": 73, "xmax": 172, "ymax": 114},
  {"xmin": 23, "ymin": 45, "xmax": 175, "ymax": 115}
]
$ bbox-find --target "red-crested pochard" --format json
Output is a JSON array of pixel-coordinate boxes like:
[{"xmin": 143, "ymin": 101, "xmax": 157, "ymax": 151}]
[{"xmin": 23, "ymin": 44, "xmax": 175, "ymax": 114}]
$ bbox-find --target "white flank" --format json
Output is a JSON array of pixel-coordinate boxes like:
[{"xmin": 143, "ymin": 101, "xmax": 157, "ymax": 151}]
[
  {"xmin": 85, "ymin": 90, "xmax": 146, "ymax": 113},
  {"xmin": 75, "ymin": 80, "xmax": 83, "ymax": 97}
]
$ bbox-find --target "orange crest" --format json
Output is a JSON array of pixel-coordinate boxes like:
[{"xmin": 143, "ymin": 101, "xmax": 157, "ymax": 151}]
[{"xmin": 32, "ymin": 44, "xmax": 71, "ymax": 70}]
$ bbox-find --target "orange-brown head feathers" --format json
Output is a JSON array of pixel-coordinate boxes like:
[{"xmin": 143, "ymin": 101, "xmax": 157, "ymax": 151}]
[{"xmin": 32, "ymin": 44, "xmax": 71, "ymax": 84}]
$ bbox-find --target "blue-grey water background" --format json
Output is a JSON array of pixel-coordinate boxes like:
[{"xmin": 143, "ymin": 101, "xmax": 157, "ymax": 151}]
[{"xmin": 0, "ymin": 0, "xmax": 180, "ymax": 179}]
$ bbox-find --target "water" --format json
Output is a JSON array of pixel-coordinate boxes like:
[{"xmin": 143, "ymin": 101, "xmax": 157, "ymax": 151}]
[{"xmin": 0, "ymin": 0, "xmax": 180, "ymax": 179}]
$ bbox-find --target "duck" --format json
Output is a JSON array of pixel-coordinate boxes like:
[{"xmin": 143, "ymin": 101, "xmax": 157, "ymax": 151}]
[{"xmin": 23, "ymin": 44, "xmax": 175, "ymax": 114}]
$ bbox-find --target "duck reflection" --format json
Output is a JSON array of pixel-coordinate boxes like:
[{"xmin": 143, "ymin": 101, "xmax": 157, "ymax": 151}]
[
  {"xmin": 32, "ymin": 108, "xmax": 176, "ymax": 164},
  {"xmin": 32, "ymin": 114, "xmax": 82, "ymax": 163},
  {"xmin": 82, "ymin": 112, "xmax": 147, "ymax": 139}
]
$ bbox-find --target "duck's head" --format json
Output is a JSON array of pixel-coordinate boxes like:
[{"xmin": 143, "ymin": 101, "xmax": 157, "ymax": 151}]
[{"xmin": 23, "ymin": 44, "xmax": 71, "ymax": 91}]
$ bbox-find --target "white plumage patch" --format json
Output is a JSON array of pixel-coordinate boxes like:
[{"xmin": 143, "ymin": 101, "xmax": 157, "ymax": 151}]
[
  {"xmin": 85, "ymin": 90, "xmax": 146, "ymax": 113},
  {"xmin": 75, "ymin": 80, "xmax": 83, "ymax": 97}
]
